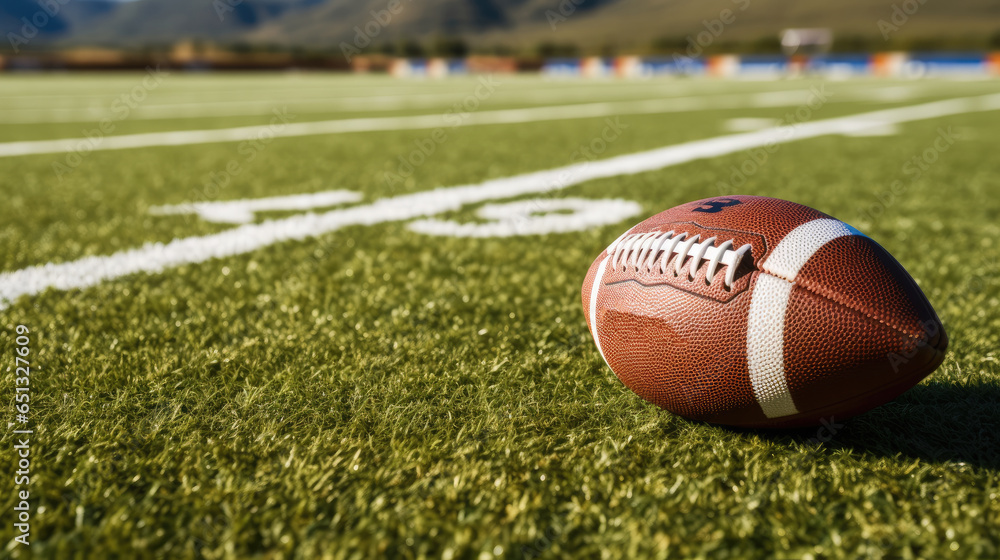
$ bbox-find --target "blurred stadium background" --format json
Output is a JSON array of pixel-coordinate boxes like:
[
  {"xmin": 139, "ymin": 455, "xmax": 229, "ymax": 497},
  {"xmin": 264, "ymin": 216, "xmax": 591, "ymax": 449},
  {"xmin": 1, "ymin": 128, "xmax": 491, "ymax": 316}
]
[{"xmin": 1, "ymin": 0, "xmax": 999, "ymax": 76}]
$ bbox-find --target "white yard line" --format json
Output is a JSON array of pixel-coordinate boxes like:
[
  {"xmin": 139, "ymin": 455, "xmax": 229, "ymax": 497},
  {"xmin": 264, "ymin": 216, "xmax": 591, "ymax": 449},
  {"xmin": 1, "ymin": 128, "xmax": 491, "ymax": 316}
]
[
  {"xmin": 0, "ymin": 93, "xmax": 798, "ymax": 157},
  {"xmin": 149, "ymin": 190, "xmax": 364, "ymax": 224},
  {"xmin": 0, "ymin": 87, "xmax": 889, "ymax": 158},
  {"xmin": 0, "ymin": 78, "xmax": 760, "ymax": 106},
  {"xmin": 0, "ymin": 78, "xmax": 667, "ymax": 100},
  {"xmin": 0, "ymin": 83, "xmax": 798, "ymax": 124},
  {"xmin": 0, "ymin": 85, "xmax": 711, "ymax": 122},
  {"xmin": 0, "ymin": 83, "xmax": 919, "ymax": 124},
  {"xmin": 1, "ymin": 93, "xmax": 998, "ymax": 310}
]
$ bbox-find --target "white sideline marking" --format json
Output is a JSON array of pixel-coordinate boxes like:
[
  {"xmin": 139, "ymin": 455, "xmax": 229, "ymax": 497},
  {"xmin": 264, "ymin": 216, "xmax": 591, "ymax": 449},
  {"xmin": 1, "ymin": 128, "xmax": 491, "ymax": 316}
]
[
  {"xmin": 0, "ymin": 82, "xmax": 815, "ymax": 116},
  {"xmin": 1, "ymin": 94, "xmax": 998, "ymax": 310},
  {"xmin": 0, "ymin": 93, "xmax": 817, "ymax": 157},
  {"xmin": 149, "ymin": 190, "xmax": 363, "ymax": 224},
  {"xmin": 0, "ymin": 86, "xmax": 734, "ymax": 123},
  {"xmin": 0, "ymin": 80, "xmax": 686, "ymax": 107},
  {"xmin": 0, "ymin": 86, "xmax": 924, "ymax": 158},
  {"xmin": 840, "ymin": 122, "xmax": 901, "ymax": 137},
  {"xmin": 408, "ymin": 198, "xmax": 642, "ymax": 237},
  {"xmin": 724, "ymin": 118, "xmax": 779, "ymax": 132},
  {"xmin": 0, "ymin": 82, "xmax": 882, "ymax": 123}
]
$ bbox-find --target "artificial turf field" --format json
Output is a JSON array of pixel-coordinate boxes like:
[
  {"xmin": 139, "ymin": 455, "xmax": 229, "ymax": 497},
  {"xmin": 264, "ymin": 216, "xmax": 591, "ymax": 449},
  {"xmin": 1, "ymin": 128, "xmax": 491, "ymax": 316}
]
[{"xmin": 0, "ymin": 73, "xmax": 999, "ymax": 558}]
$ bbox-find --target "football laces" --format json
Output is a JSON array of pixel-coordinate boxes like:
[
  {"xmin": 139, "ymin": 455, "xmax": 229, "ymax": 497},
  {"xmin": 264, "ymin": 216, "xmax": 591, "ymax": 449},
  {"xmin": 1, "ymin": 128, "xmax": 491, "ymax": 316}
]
[{"xmin": 608, "ymin": 231, "xmax": 752, "ymax": 288}]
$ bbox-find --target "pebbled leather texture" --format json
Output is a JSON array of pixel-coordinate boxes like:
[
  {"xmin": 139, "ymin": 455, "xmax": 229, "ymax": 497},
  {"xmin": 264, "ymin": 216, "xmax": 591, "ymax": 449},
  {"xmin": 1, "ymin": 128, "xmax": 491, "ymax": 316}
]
[{"xmin": 582, "ymin": 195, "xmax": 947, "ymax": 428}]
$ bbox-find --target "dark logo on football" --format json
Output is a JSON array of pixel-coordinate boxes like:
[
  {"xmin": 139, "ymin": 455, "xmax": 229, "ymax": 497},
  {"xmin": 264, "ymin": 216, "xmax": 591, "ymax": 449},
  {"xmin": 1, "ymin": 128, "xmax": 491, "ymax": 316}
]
[{"xmin": 692, "ymin": 198, "xmax": 742, "ymax": 214}]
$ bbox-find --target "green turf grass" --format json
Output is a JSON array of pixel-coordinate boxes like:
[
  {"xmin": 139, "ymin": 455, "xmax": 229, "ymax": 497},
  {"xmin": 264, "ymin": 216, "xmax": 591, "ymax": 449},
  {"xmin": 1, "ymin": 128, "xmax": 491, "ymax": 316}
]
[{"xmin": 0, "ymin": 75, "xmax": 998, "ymax": 558}]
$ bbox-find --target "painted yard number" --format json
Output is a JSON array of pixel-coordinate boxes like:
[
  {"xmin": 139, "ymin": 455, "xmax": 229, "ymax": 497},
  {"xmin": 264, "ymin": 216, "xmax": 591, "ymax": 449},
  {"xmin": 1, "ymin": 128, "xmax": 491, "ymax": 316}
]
[
  {"xmin": 151, "ymin": 191, "xmax": 643, "ymax": 238},
  {"xmin": 692, "ymin": 198, "xmax": 742, "ymax": 213}
]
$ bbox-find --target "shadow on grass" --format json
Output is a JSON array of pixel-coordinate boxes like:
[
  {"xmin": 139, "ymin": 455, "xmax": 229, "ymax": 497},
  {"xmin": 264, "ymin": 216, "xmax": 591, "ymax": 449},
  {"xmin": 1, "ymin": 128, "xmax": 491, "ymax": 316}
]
[
  {"xmin": 745, "ymin": 380, "xmax": 1000, "ymax": 470},
  {"xmin": 837, "ymin": 380, "xmax": 1000, "ymax": 470}
]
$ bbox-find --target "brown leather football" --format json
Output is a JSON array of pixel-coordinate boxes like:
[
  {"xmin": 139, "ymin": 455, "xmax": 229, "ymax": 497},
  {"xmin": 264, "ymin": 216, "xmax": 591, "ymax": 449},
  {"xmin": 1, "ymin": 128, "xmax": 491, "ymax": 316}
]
[{"xmin": 581, "ymin": 195, "xmax": 947, "ymax": 428}]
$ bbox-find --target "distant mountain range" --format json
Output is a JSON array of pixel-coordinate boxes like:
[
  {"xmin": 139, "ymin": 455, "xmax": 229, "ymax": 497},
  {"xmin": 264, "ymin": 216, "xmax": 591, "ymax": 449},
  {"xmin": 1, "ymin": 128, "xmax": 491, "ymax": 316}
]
[{"xmin": 3, "ymin": 0, "xmax": 999, "ymax": 53}]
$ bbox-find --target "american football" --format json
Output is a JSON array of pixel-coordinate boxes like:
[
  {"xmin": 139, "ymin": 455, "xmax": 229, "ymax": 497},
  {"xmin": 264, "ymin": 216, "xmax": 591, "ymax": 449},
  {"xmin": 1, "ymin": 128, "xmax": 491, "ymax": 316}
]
[{"xmin": 582, "ymin": 196, "xmax": 948, "ymax": 428}]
